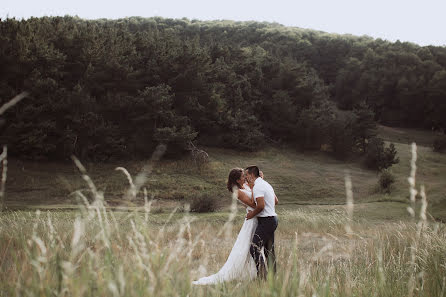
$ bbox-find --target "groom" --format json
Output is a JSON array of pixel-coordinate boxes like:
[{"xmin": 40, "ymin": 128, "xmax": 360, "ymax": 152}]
[{"xmin": 245, "ymin": 165, "xmax": 278, "ymax": 279}]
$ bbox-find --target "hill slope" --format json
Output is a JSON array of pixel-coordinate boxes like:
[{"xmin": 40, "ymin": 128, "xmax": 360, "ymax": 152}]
[{"xmin": 4, "ymin": 126, "xmax": 446, "ymax": 220}]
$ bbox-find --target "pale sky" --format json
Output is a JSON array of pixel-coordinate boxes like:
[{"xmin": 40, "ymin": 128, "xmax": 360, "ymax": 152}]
[{"xmin": 1, "ymin": 0, "xmax": 445, "ymax": 46}]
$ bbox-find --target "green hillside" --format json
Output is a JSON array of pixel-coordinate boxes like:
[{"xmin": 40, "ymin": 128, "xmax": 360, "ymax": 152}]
[{"xmin": 4, "ymin": 125, "xmax": 446, "ymax": 220}]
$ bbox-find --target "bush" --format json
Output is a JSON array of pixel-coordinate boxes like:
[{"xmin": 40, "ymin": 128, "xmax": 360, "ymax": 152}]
[
  {"xmin": 379, "ymin": 170, "xmax": 395, "ymax": 193},
  {"xmin": 187, "ymin": 142, "xmax": 210, "ymax": 170},
  {"xmin": 433, "ymin": 135, "xmax": 446, "ymax": 153},
  {"xmin": 189, "ymin": 193, "xmax": 218, "ymax": 213},
  {"xmin": 364, "ymin": 138, "xmax": 399, "ymax": 171}
]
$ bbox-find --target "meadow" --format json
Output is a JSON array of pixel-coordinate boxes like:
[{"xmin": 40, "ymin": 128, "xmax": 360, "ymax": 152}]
[{"xmin": 1, "ymin": 126, "xmax": 446, "ymax": 296}]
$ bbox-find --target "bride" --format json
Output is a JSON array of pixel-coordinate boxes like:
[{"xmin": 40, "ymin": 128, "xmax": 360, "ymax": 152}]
[{"xmin": 192, "ymin": 168, "xmax": 261, "ymax": 285}]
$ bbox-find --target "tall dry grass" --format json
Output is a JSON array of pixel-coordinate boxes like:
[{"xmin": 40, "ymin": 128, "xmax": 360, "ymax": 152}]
[
  {"xmin": 0, "ymin": 143, "xmax": 445, "ymax": 296},
  {"xmin": 0, "ymin": 92, "xmax": 28, "ymax": 211}
]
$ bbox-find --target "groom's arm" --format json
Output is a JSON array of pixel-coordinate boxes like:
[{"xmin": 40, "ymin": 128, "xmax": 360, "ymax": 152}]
[
  {"xmin": 238, "ymin": 191, "xmax": 257, "ymax": 209},
  {"xmin": 246, "ymin": 197, "xmax": 265, "ymax": 220}
]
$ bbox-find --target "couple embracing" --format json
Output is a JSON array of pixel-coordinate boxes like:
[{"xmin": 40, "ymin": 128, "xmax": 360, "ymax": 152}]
[{"xmin": 193, "ymin": 165, "xmax": 278, "ymax": 285}]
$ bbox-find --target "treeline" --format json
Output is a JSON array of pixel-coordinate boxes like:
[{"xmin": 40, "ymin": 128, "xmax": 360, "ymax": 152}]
[{"xmin": 0, "ymin": 16, "xmax": 445, "ymax": 161}]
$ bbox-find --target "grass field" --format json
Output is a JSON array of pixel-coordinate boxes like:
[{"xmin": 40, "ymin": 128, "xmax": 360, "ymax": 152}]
[
  {"xmin": 1, "ymin": 126, "xmax": 446, "ymax": 296},
  {"xmin": 1, "ymin": 196, "xmax": 445, "ymax": 296}
]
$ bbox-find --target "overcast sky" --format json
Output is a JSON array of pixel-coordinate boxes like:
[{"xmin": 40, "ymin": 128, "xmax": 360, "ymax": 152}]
[{"xmin": 1, "ymin": 0, "xmax": 445, "ymax": 46}]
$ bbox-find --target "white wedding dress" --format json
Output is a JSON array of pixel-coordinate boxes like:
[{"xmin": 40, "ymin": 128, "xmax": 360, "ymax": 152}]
[{"xmin": 192, "ymin": 186, "xmax": 259, "ymax": 285}]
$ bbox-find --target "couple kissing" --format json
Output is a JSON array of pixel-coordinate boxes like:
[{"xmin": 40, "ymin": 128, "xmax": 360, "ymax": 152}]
[{"xmin": 193, "ymin": 165, "xmax": 278, "ymax": 285}]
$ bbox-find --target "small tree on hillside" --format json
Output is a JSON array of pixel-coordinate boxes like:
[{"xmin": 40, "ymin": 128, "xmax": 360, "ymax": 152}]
[
  {"xmin": 353, "ymin": 102, "xmax": 377, "ymax": 153},
  {"xmin": 364, "ymin": 137, "xmax": 399, "ymax": 171},
  {"xmin": 378, "ymin": 169, "xmax": 395, "ymax": 193}
]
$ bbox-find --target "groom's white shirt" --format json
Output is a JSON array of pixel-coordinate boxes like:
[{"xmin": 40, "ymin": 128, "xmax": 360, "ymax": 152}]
[{"xmin": 253, "ymin": 177, "xmax": 277, "ymax": 217}]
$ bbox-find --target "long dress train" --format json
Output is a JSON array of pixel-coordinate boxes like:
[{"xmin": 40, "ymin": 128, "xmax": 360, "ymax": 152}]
[{"xmin": 192, "ymin": 188, "xmax": 258, "ymax": 285}]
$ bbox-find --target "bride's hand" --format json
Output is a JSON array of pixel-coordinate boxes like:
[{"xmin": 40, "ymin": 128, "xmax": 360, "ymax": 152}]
[{"xmin": 246, "ymin": 211, "xmax": 254, "ymax": 220}]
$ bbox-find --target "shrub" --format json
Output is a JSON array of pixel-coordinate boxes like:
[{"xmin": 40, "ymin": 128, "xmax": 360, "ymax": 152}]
[
  {"xmin": 433, "ymin": 135, "xmax": 446, "ymax": 153},
  {"xmin": 187, "ymin": 142, "xmax": 210, "ymax": 169},
  {"xmin": 364, "ymin": 138, "xmax": 399, "ymax": 170},
  {"xmin": 189, "ymin": 193, "xmax": 218, "ymax": 213},
  {"xmin": 379, "ymin": 170, "xmax": 395, "ymax": 193}
]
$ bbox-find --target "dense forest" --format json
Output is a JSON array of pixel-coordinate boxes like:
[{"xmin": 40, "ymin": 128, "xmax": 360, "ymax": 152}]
[{"xmin": 1, "ymin": 16, "xmax": 445, "ymax": 161}]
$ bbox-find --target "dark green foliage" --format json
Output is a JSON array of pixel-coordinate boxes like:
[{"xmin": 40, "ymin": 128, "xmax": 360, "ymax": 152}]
[
  {"xmin": 295, "ymin": 101, "xmax": 377, "ymax": 159},
  {"xmin": 221, "ymin": 110, "xmax": 265, "ymax": 150},
  {"xmin": 328, "ymin": 111, "xmax": 357, "ymax": 159},
  {"xmin": 353, "ymin": 102, "xmax": 377, "ymax": 153},
  {"xmin": 296, "ymin": 101, "xmax": 334, "ymax": 150},
  {"xmin": 378, "ymin": 170, "xmax": 395, "ymax": 193},
  {"xmin": 133, "ymin": 85, "xmax": 197, "ymax": 157},
  {"xmin": 189, "ymin": 193, "xmax": 218, "ymax": 213},
  {"xmin": 0, "ymin": 16, "xmax": 444, "ymax": 161},
  {"xmin": 433, "ymin": 135, "xmax": 446, "ymax": 153},
  {"xmin": 364, "ymin": 138, "xmax": 400, "ymax": 171}
]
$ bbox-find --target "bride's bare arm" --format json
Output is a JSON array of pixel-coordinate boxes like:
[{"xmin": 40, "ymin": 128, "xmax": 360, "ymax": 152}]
[{"xmin": 237, "ymin": 190, "xmax": 257, "ymax": 208}]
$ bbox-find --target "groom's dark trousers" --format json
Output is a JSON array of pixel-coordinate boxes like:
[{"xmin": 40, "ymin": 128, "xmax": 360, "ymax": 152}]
[{"xmin": 250, "ymin": 216, "xmax": 278, "ymax": 278}]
